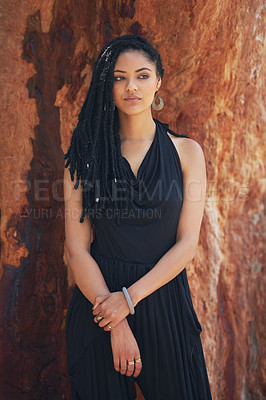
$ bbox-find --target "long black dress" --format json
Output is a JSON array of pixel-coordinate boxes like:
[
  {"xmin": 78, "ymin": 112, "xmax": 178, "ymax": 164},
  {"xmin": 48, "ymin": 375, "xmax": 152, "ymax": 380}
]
[{"xmin": 66, "ymin": 119, "xmax": 212, "ymax": 400}]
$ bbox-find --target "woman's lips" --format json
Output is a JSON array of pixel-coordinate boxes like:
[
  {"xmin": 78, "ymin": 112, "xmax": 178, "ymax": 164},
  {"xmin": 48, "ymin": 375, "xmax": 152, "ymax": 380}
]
[{"xmin": 124, "ymin": 96, "xmax": 140, "ymax": 102}]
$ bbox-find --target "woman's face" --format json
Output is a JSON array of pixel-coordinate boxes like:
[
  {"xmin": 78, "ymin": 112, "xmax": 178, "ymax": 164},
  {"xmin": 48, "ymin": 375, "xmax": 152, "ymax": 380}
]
[{"xmin": 112, "ymin": 50, "xmax": 161, "ymax": 116}]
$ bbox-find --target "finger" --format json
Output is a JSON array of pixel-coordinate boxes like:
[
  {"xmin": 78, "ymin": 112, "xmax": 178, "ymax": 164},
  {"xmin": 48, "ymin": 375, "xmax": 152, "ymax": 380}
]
[
  {"xmin": 93, "ymin": 314, "xmax": 104, "ymax": 324},
  {"xmin": 92, "ymin": 295, "xmax": 108, "ymax": 311},
  {"xmin": 92, "ymin": 305, "xmax": 101, "ymax": 315},
  {"xmin": 92, "ymin": 302, "xmax": 104, "ymax": 314},
  {"xmin": 126, "ymin": 361, "xmax": 135, "ymax": 377},
  {"xmin": 133, "ymin": 357, "xmax": 142, "ymax": 378},
  {"xmin": 102, "ymin": 320, "xmax": 118, "ymax": 331},
  {"xmin": 92, "ymin": 298, "xmax": 101, "ymax": 311},
  {"xmin": 104, "ymin": 323, "xmax": 116, "ymax": 332},
  {"xmin": 99, "ymin": 318, "xmax": 111, "ymax": 329},
  {"xmin": 120, "ymin": 358, "xmax": 127, "ymax": 375}
]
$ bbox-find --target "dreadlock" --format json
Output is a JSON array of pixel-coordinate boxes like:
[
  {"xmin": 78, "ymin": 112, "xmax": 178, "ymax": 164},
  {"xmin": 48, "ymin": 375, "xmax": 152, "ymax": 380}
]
[{"xmin": 64, "ymin": 35, "xmax": 164, "ymax": 225}]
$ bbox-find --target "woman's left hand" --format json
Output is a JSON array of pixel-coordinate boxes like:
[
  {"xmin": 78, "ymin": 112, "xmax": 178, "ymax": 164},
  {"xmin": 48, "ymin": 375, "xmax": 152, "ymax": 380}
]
[{"xmin": 92, "ymin": 292, "xmax": 130, "ymax": 331}]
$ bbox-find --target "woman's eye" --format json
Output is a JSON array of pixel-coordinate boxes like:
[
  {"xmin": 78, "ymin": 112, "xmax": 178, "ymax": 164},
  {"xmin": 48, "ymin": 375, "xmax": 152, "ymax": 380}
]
[
  {"xmin": 139, "ymin": 74, "xmax": 149, "ymax": 79},
  {"xmin": 114, "ymin": 76, "xmax": 124, "ymax": 81},
  {"xmin": 114, "ymin": 74, "xmax": 149, "ymax": 81}
]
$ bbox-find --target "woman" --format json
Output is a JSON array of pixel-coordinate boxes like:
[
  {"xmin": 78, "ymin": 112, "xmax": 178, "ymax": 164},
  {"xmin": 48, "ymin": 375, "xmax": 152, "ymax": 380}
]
[{"xmin": 64, "ymin": 35, "xmax": 212, "ymax": 400}]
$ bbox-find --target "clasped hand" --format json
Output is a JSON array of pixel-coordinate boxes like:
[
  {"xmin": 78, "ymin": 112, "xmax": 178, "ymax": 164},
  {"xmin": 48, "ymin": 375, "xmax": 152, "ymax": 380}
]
[
  {"xmin": 92, "ymin": 291, "xmax": 130, "ymax": 331},
  {"xmin": 92, "ymin": 292, "xmax": 142, "ymax": 378}
]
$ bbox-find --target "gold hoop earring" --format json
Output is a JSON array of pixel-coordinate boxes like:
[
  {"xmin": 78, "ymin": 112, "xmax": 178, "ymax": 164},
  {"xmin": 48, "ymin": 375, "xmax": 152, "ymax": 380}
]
[{"xmin": 152, "ymin": 95, "xmax": 164, "ymax": 111}]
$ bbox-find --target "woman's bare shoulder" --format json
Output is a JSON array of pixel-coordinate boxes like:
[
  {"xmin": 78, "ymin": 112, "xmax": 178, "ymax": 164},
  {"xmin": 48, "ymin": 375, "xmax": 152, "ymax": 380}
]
[{"xmin": 166, "ymin": 132, "xmax": 205, "ymax": 172}]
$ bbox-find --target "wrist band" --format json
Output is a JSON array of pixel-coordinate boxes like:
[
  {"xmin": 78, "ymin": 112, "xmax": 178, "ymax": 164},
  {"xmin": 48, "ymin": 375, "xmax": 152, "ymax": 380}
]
[{"xmin": 122, "ymin": 287, "xmax": 135, "ymax": 315}]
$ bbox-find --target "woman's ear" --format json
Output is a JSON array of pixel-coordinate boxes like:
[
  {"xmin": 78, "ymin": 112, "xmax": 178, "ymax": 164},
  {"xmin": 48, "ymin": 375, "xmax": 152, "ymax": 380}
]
[{"xmin": 156, "ymin": 76, "xmax": 162, "ymax": 91}]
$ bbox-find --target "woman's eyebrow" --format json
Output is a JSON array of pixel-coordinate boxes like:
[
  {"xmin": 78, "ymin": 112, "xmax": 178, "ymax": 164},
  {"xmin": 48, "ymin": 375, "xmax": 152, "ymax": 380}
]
[{"xmin": 114, "ymin": 67, "xmax": 152, "ymax": 73}]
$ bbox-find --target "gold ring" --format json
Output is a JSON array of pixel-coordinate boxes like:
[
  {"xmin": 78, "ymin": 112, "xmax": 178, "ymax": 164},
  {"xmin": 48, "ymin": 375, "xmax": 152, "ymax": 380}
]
[
  {"xmin": 127, "ymin": 360, "xmax": 135, "ymax": 366},
  {"xmin": 95, "ymin": 313, "xmax": 104, "ymax": 323},
  {"xmin": 135, "ymin": 358, "xmax": 142, "ymax": 363},
  {"xmin": 107, "ymin": 324, "xmax": 113, "ymax": 330}
]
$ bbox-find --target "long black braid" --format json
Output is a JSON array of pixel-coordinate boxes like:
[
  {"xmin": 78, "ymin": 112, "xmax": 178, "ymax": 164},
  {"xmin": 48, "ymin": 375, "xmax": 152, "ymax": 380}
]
[{"xmin": 64, "ymin": 35, "xmax": 164, "ymax": 225}]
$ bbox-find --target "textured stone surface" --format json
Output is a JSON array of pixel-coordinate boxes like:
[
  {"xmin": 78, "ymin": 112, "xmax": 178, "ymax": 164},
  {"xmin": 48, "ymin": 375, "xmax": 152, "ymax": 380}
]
[{"xmin": 0, "ymin": 0, "xmax": 265, "ymax": 399}]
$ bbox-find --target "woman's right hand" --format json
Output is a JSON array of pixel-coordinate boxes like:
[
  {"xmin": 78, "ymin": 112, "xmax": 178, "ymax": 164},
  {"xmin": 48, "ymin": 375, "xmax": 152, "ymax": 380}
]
[{"xmin": 110, "ymin": 319, "xmax": 142, "ymax": 378}]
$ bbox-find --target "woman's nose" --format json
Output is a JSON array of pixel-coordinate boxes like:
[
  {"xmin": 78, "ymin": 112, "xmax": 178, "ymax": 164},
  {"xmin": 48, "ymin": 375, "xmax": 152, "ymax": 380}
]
[{"xmin": 126, "ymin": 78, "xmax": 138, "ymax": 91}]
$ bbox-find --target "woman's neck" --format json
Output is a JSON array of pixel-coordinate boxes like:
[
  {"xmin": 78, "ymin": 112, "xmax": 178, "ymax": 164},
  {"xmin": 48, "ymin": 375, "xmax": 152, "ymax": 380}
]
[{"xmin": 118, "ymin": 110, "xmax": 156, "ymax": 141}]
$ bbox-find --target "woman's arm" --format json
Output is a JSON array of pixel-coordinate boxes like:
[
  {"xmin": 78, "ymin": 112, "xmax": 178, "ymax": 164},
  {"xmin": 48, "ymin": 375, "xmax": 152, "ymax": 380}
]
[
  {"xmin": 64, "ymin": 166, "xmax": 133, "ymax": 321},
  {"xmin": 128, "ymin": 138, "xmax": 207, "ymax": 306},
  {"xmin": 64, "ymin": 167, "xmax": 142, "ymax": 377},
  {"xmin": 64, "ymin": 167, "xmax": 110, "ymax": 303},
  {"xmin": 93, "ymin": 138, "xmax": 206, "ymax": 320}
]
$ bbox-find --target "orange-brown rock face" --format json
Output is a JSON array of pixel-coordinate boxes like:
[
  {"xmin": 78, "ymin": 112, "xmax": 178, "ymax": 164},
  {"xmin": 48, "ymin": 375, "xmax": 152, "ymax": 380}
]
[{"xmin": 0, "ymin": 1, "xmax": 265, "ymax": 399}]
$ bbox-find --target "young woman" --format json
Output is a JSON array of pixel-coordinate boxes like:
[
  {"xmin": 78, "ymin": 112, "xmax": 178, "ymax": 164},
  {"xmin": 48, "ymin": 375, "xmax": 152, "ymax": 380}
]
[{"xmin": 64, "ymin": 35, "xmax": 212, "ymax": 400}]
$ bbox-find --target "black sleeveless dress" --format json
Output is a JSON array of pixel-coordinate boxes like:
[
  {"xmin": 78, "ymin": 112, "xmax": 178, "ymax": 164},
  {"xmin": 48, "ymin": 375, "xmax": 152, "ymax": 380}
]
[{"xmin": 66, "ymin": 119, "xmax": 212, "ymax": 400}]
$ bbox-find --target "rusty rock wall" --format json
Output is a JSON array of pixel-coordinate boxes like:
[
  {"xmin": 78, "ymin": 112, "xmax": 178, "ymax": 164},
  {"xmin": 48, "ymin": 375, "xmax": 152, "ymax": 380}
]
[{"xmin": 0, "ymin": 0, "xmax": 265, "ymax": 399}]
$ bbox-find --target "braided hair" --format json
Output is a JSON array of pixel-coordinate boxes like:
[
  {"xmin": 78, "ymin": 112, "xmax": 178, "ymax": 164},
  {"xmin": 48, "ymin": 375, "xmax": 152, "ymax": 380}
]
[{"xmin": 64, "ymin": 35, "xmax": 164, "ymax": 225}]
